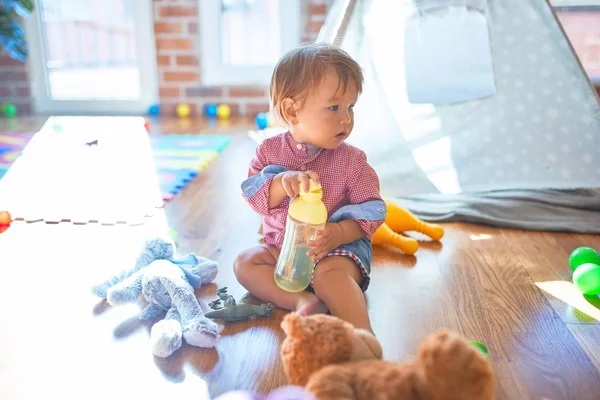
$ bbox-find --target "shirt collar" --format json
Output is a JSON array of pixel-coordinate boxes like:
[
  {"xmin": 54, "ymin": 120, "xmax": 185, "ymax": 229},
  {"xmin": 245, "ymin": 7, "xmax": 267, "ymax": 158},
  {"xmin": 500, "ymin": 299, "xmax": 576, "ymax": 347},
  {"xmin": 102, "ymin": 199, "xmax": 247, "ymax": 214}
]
[{"xmin": 285, "ymin": 131, "xmax": 322, "ymax": 158}]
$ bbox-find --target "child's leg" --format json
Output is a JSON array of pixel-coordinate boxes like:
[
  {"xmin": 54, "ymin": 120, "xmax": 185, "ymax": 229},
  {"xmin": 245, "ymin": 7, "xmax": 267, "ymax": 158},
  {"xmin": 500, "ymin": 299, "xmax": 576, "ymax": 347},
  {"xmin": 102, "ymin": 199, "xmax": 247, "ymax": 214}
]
[
  {"xmin": 234, "ymin": 245, "xmax": 327, "ymax": 316},
  {"xmin": 311, "ymin": 256, "xmax": 374, "ymax": 334}
]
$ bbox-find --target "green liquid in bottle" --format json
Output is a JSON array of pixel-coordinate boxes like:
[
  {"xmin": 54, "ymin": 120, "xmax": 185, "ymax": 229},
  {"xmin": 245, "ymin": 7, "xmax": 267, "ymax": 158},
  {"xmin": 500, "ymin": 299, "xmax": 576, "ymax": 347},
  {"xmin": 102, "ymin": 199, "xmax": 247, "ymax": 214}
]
[{"xmin": 274, "ymin": 246, "xmax": 313, "ymax": 292}]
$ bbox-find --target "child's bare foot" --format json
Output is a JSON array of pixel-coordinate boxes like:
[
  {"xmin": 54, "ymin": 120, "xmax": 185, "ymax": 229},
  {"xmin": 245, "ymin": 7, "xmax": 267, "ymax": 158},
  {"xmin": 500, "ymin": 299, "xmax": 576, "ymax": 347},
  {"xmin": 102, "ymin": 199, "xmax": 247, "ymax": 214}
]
[{"xmin": 295, "ymin": 292, "xmax": 327, "ymax": 316}]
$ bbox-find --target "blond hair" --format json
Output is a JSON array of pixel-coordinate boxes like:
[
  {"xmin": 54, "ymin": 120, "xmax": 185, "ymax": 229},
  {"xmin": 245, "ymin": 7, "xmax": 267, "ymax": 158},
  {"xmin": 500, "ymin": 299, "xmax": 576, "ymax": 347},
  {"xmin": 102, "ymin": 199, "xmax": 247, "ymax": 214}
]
[{"xmin": 269, "ymin": 43, "xmax": 364, "ymax": 127}]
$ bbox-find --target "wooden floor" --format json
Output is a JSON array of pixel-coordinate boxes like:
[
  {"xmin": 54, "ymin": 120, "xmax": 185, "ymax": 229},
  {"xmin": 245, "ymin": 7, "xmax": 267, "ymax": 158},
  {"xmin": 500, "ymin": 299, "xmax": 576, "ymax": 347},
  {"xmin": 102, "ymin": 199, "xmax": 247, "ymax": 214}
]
[{"xmin": 0, "ymin": 116, "xmax": 599, "ymax": 399}]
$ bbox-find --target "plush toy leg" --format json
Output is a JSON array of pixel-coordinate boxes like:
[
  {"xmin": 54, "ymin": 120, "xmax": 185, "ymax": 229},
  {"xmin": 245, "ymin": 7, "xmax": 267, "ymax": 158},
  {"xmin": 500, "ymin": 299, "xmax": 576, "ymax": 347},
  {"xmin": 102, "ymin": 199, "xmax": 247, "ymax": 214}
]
[
  {"xmin": 150, "ymin": 307, "xmax": 183, "ymax": 358},
  {"xmin": 371, "ymin": 223, "xmax": 420, "ymax": 255},
  {"xmin": 106, "ymin": 270, "xmax": 144, "ymax": 306},
  {"xmin": 384, "ymin": 200, "xmax": 444, "ymax": 241},
  {"xmin": 92, "ymin": 237, "xmax": 175, "ymax": 298},
  {"xmin": 139, "ymin": 303, "xmax": 164, "ymax": 321},
  {"xmin": 157, "ymin": 262, "xmax": 221, "ymax": 348}
]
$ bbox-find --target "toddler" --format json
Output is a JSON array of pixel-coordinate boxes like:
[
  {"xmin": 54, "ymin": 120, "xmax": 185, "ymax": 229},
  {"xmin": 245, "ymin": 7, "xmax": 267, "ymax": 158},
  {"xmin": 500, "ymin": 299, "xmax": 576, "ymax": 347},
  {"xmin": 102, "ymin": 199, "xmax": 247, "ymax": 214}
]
[{"xmin": 234, "ymin": 43, "xmax": 386, "ymax": 334}]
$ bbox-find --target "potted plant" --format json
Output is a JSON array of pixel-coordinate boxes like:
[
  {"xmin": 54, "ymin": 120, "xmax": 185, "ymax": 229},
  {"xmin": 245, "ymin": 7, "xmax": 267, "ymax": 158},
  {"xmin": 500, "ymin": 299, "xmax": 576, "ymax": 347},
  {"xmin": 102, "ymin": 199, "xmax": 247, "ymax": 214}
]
[{"xmin": 0, "ymin": 0, "xmax": 35, "ymax": 61}]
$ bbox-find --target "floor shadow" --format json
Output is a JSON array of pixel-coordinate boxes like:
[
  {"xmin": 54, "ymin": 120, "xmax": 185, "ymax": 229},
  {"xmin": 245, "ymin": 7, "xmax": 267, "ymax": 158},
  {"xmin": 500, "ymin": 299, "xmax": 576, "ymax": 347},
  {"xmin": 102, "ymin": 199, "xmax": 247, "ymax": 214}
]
[
  {"xmin": 113, "ymin": 315, "xmax": 154, "ymax": 339},
  {"xmin": 373, "ymin": 246, "xmax": 418, "ymax": 267},
  {"xmin": 418, "ymin": 240, "xmax": 444, "ymax": 252},
  {"xmin": 153, "ymin": 343, "xmax": 221, "ymax": 382},
  {"xmin": 92, "ymin": 299, "xmax": 111, "ymax": 315}
]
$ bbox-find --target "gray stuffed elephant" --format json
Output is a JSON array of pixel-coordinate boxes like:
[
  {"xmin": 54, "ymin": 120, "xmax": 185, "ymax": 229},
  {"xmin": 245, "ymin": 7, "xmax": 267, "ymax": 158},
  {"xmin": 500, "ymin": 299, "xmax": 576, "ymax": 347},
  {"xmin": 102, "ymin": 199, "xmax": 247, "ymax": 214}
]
[{"xmin": 92, "ymin": 237, "xmax": 221, "ymax": 357}]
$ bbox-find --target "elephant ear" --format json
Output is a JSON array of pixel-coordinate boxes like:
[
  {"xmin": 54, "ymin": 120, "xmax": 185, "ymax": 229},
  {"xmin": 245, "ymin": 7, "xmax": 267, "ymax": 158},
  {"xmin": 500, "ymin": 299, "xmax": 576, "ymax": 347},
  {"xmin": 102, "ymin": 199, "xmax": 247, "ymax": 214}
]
[
  {"xmin": 170, "ymin": 253, "xmax": 218, "ymax": 289},
  {"xmin": 192, "ymin": 257, "xmax": 218, "ymax": 286}
]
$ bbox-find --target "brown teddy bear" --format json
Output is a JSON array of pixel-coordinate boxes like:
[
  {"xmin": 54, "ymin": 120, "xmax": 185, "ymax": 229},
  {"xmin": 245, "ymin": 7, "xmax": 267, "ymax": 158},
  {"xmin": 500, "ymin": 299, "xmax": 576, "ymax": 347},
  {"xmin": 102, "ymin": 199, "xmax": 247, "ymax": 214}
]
[{"xmin": 280, "ymin": 313, "xmax": 495, "ymax": 400}]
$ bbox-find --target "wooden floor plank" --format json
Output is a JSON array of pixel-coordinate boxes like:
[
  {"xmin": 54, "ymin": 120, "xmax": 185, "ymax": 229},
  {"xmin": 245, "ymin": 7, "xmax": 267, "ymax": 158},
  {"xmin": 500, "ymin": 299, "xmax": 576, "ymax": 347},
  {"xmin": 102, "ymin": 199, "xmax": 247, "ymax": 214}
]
[
  {"xmin": 370, "ymin": 224, "xmax": 600, "ymax": 399},
  {"xmin": 569, "ymin": 325, "xmax": 600, "ymax": 372},
  {"xmin": 503, "ymin": 229, "xmax": 600, "ymax": 325}
]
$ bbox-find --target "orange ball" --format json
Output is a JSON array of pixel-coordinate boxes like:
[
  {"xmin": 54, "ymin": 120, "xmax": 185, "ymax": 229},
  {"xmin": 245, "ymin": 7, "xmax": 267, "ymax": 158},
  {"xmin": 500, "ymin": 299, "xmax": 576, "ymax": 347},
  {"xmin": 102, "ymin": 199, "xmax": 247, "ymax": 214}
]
[{"xmin": 0, "ymin": 210, "xmax": 12, "ymax": 226}]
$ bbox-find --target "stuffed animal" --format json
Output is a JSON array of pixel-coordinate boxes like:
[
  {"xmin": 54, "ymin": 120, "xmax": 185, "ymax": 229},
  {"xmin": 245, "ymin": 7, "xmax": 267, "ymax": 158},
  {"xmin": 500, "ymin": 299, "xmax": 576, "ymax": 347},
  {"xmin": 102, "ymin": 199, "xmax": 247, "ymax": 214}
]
[
  {"xmin": 92, "ymin": 237, "xmax": 221, "ymax": 357},
  {"xmin": 280, "ymin": 313, "xmax": 495, "ymax": 400},
  {"xmin": 372, "ymin": 200, "xmax": 445, "ymax": 255}
]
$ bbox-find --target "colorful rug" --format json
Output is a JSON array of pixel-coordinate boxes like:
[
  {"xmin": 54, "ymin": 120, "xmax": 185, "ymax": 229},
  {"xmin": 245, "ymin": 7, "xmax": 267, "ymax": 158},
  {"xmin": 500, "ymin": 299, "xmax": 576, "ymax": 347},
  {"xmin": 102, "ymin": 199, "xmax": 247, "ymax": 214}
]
[
  {"xmin": 0, "ymin": 132, "xmax": 34, "ymax": 181},
  {"xmin": 150, "ymin": 134, "xmax": 231, "ymax": 201},
  {"xmin": 0, "ymin": 121, "xmax": 231, "ymax": 225}
]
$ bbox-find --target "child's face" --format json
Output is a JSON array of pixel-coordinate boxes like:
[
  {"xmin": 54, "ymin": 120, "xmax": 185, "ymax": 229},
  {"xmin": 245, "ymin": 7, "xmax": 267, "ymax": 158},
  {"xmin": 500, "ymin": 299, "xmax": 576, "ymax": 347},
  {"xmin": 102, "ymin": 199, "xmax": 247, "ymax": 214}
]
[{"xmin": 292, "ymin": 69, "xmax": 359, "ymax": 149}]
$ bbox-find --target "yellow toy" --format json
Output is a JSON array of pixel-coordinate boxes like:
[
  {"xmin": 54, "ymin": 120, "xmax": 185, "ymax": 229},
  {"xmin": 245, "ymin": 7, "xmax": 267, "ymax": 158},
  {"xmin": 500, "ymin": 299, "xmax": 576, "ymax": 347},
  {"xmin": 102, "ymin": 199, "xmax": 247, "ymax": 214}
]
[
  {"xmin": 176, "ymin": 103, "xmax": 190, "ymax": 118},
  {"xmin": 372, "ymin": 200, "xmax": 444, "ymax": 255},
  {"xmin": 217, "ymin": 104, "xmax": 231, "ymax": 119}
]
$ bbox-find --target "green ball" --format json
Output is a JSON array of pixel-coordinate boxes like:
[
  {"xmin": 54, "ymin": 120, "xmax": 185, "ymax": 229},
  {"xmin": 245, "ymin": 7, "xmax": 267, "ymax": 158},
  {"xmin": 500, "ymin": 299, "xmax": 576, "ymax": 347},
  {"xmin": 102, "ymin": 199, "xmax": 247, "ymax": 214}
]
[
  {"xmin": 569, "ymin": 247, "xmax": 600, "ymax": 271},
  {"xmin": 573, "ymin": 263, "xmax": 600, "ymax": 295},
  {"xmin": 4, "ymin": 104, "xmax": 16, "ymax": 117},
  {"xmin": 468, "ymin": 340, "xmax": 489, "ymax": 358}
]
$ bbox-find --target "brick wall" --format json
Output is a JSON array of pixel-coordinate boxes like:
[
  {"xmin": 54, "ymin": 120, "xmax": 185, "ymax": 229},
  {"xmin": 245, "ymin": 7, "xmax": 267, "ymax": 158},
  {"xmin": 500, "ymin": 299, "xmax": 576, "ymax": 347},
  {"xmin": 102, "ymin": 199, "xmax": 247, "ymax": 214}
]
[
  {"xmin": 0, "ymin": 52, "xmax": 32, "ymax": 115},
  {"xmin": 0, "ymin": 0, "xmax": 332, "ymax": 116},
  {"xmin": 153, "ymin": 0, "xmax": 333, "ymax": 117}
]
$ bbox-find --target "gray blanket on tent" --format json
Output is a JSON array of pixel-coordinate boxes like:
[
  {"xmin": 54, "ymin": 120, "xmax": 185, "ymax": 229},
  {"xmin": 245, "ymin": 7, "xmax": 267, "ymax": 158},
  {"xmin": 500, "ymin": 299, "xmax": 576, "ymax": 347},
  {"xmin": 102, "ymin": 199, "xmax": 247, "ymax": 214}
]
[{"xmin": 391, "ymin": 189, "xmax": 600, "ymax": 234}]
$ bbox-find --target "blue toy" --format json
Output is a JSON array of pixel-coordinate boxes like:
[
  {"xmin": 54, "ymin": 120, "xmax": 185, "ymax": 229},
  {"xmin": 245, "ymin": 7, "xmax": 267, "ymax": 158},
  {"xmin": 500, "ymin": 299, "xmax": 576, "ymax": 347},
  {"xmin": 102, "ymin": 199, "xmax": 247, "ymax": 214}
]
[
  {"xmin": 255, "ymin": 112, "xmax": 269, "ymax": 130},
  {"xmin": 205, "ymin": 103, "xmax": 218, "ymax": 117},
  {"xmin": 92, "ymin": 237, "xmax": 221, "ymax": 357},
  {"xmin": 148, "ymin": 104, "xmax": 160, "ymax": 116}
]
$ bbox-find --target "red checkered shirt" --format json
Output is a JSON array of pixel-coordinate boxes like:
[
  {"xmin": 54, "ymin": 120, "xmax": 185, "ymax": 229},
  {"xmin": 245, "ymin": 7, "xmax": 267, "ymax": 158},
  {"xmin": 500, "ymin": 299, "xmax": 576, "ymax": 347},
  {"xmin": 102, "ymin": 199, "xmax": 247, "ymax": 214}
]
[{"xmin": 242, "ymin": 131, "xmax": 386, "ymax": 249}]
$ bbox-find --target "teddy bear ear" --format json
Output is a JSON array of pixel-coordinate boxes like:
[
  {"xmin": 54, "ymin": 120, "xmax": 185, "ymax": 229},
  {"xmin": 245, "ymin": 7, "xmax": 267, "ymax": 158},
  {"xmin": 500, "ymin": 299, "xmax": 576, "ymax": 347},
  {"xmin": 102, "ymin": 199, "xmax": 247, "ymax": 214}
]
[{"xmin": 281, "ymin": 313, "xmax": 304, "ymax": 336}]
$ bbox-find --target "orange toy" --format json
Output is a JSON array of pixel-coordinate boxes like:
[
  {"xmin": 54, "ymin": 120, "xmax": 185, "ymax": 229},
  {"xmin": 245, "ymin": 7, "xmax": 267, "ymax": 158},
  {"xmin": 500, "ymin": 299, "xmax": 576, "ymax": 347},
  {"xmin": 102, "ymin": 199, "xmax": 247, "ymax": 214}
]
[
  {"xmin": 0, "ymin": 210, "xmax": 12, "ymax": 226},
  {"xmin": 372, "ymin": 200, "xmax": 444, "ymax": 255}
]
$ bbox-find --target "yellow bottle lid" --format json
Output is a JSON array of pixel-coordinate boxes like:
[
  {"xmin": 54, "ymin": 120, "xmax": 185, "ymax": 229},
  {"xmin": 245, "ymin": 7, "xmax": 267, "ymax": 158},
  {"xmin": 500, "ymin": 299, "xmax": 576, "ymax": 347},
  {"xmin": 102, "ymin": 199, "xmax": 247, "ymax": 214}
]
[{"xmin": 288, "ymin": 180, "xmax": 327, "ymax": 225}]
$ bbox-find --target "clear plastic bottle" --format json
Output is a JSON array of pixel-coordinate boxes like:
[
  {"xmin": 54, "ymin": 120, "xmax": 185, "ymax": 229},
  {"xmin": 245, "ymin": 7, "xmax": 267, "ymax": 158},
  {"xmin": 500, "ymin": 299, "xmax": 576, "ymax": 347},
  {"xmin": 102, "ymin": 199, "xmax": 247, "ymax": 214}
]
[{"xmin": 274, "ymin": 179, "xmax": 327, "ymax": 292}]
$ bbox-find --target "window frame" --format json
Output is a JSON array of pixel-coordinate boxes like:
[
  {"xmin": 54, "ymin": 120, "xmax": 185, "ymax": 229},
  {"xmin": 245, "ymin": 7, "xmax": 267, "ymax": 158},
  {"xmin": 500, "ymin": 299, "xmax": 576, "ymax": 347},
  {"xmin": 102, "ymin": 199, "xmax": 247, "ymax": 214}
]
[
  {"xmin": 25, "ymin": 0, "xmax": 159, "ymax": 115},
  {"xmin": 198, "ymin": 0, "xmax": 302, "ymax": 86}
]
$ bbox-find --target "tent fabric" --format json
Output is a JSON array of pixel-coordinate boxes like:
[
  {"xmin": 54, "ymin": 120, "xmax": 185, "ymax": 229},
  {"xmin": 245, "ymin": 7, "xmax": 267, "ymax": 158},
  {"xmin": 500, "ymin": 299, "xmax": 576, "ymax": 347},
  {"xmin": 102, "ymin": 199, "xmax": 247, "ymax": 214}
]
[
  {"xmin": 335, "ymin": 0, "xmax": 600, "ymax": 232},
  {"xmin": 390, "ymin": 189, "xmax": 600, "ymax": 233},
  {"xmin": 345, "ymin": 0, "xmax": 600, "ymax": 197}
]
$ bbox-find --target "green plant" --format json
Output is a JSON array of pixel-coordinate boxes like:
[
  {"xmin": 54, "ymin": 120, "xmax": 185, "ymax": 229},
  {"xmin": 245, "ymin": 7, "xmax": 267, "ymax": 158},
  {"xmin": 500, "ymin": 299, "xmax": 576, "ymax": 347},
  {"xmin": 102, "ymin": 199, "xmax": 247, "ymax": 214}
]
[{"xmin": 0, "ymin": 0, "xmax": 35, "ymax": 61}]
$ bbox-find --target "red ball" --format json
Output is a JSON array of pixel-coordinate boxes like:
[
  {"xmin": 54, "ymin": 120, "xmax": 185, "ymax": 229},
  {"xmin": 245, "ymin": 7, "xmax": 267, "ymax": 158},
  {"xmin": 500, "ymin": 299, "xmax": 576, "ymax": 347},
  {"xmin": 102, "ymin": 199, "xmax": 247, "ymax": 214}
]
[{"xmin": 0, "ymin": 210, "xmax": 12, "ymax": 226}]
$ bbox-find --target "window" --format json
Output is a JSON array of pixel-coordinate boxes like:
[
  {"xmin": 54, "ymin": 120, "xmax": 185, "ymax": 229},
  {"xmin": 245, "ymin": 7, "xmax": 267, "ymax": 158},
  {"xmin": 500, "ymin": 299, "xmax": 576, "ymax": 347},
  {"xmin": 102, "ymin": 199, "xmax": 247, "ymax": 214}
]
[
  {"xmin": 199, "ymin": 0, "xmax": 301, "ymax": 85},
  {"xmin": 26, "ymin": 0, "xmax": 158, "ymax": 114},
  {"xmin": 551, "ymin": 0, "xmax": 600, "ymax": 84}
]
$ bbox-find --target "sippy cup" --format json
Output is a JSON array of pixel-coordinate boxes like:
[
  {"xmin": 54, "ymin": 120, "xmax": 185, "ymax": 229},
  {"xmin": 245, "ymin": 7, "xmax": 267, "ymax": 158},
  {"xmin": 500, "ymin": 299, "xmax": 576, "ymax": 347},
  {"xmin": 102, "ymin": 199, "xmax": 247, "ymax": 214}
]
[{"xmin": 274, "ymin": 179, "xmax": 327, "ymax": 292}]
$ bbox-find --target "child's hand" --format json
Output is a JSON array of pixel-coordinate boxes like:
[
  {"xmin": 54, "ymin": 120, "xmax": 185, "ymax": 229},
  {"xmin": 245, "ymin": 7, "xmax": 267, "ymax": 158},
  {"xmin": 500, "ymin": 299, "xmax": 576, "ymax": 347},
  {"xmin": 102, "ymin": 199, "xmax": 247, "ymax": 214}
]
[
  {"xmin": 307, "ymin": 223, "xmax": 343, "ymax": 261},
  {"xmin": 280, "ymin": 170, "xmax": 320, "ymax": 198}
]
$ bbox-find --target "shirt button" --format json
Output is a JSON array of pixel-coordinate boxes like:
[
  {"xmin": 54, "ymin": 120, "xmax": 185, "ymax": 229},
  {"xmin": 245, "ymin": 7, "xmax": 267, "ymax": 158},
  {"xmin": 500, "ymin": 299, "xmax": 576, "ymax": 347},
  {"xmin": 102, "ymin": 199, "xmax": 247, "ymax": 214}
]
[{"xmin": 296, "ymin": 143, "xmax": 302, "ymax": 150}]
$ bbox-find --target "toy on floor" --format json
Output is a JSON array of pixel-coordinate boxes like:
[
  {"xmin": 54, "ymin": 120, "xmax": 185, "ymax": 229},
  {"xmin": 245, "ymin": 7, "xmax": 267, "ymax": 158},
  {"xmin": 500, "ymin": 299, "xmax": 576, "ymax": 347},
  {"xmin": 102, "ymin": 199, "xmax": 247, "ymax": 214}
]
[
  {"xmin": 92, "ymin": 237, "xmax": 221, "ymax": 357},
  {"xmin": 205, "ymin": 103, "xmax": 218, "ymax": 117},
  {"xmin": 255, "ymin": 112, "xmax": 269, "ymax": 129},
  {"xmin": 144, "ymin": 119, "xmax": 151, "ymax": 133},
  {"xmin": 176, "ymin": 103, "xmax": 191, "ymax": 118},
  {"xmin": 3, "ymin": 103, "xmax": 16, "ymax": 117},
  {"xmin": 280, "ymin": 313, "xmax": 495, "ymax": 400},
  {"xmin": 0, "ymin": 210, "xmax": 11, "ymax": 226},
  {"xmin": 569, "ymin": 247, "xmax": 600, "ymax": 295},
  {"xmin": 217, "ymin": 104, "xmax": 231, "ymax": 119},
  {"xmin": 0, "ymin": 211, "xmax": 10, "ymax": 234},
  {"xmin": 148, "ymin": 104, "xmax": 160, "ymax": 116},
  {"xmin": 372, "ymin": 200, "xmax": 445, "ymax": 255},
  {"xmin": 468, "ymin": 340, "xmax": 490, "ymax": 358},
  {"xmin": 205, "ymin": 287, "xmax": 275, "ymax": 322}
]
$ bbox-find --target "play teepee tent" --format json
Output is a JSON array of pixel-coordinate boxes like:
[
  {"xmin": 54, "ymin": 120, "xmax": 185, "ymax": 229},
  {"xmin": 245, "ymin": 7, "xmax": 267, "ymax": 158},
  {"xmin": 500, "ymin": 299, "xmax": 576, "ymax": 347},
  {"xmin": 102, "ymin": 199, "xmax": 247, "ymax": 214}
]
[{"xmin": 335, "ymin": 0, "xmax": 600, "ymax": 232}]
